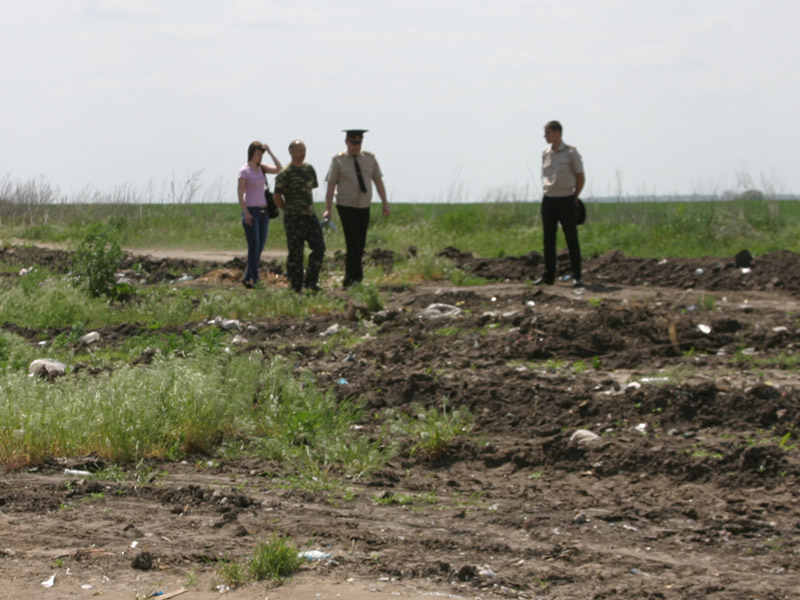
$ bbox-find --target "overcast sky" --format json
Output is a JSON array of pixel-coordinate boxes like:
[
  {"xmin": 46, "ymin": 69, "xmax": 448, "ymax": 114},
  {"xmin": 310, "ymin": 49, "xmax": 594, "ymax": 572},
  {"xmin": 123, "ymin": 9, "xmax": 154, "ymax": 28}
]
[{"xmin": 2, "ymin": 1, "xmax": 798, "ymax": 203}]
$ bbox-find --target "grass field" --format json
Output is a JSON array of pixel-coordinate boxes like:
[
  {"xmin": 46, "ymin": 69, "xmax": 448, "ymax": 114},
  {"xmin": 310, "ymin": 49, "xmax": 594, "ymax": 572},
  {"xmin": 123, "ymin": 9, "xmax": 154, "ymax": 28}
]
[
  {"xmin": 2, "ymin": 191, "xmax": 800, "ymax": 259},
  {"xmin": 0, "ymin": 190, "xmax": 798, "ymax": 473}
]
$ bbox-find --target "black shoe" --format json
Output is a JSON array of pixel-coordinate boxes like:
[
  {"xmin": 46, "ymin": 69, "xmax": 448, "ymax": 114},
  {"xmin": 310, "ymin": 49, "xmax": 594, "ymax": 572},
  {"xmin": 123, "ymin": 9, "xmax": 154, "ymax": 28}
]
[
  {"xmin": 243, "ymin": 279, "xmax": 254, "ymax": 289},
  {"xmin": 306, "ymin": 283, "xmax": 321, "ymax": 293},
  {"xmin": 533, "ymin": 276, "xmax": 554, "ymax": 286},
  {"xmin": 573, "ymin": 279, "xmax": 584, "ymax": 288}
]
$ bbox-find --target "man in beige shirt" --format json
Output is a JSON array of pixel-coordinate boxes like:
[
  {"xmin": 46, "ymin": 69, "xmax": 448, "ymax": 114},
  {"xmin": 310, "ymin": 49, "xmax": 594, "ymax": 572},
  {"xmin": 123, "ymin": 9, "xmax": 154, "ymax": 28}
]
[
  {"xmin": 323, "ymin": 129, "xmax": 390, "ymax": 287},
  {"xmin": 535, "ymin": 120, "xmax": 585, "ymax": 287}
]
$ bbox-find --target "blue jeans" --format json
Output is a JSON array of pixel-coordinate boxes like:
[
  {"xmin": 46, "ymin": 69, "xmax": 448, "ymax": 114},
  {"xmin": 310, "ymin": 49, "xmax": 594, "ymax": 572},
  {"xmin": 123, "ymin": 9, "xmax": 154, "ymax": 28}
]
[{"xmin": 242, "ymin": 207, "xmax": 269, "ymax": 283}]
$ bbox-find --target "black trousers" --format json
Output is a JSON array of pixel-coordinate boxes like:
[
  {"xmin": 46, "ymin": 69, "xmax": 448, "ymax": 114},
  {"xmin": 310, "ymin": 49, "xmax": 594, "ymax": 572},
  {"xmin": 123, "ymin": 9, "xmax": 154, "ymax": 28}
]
[
  {"xmin": 336, "ymin": 204, "xmax": 371, "ymax": 286},
  {"xmin": 541, "ymin": 194, "xmax": 581, "ymax": 281}
]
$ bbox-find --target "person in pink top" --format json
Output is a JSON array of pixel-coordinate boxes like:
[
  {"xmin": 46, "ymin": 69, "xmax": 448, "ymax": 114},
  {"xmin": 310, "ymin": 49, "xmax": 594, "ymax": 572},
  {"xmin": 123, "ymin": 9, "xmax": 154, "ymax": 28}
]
[{"xmin": 238, "ymin": 141, "xmax": 281, "ymax": 288}]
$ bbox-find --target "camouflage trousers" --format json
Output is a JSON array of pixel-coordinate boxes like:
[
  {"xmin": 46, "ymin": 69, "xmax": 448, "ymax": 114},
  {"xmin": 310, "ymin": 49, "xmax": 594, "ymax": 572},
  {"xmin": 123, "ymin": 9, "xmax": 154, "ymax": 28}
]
[{"xmin": 284, "ymin": 213, "xmax": 325, "ymax": 292}]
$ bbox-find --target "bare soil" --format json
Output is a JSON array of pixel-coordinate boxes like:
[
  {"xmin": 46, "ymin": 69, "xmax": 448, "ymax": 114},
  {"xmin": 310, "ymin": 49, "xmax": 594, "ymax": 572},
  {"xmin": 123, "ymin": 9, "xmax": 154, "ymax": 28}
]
[{"xmin": 1, "ymin": 244, "xmax": 799, "ymax": 599}]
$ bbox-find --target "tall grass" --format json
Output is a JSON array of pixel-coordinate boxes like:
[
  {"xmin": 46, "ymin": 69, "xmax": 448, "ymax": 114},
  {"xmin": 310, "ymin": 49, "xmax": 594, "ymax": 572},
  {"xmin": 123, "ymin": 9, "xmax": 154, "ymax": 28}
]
[
  {"xmin": 3, "ymin": 198, "xmax": 799, "ymax": 259},
  {"xmin": 0, "ymin": 352, "xmax": 391, "ymax": 473}
]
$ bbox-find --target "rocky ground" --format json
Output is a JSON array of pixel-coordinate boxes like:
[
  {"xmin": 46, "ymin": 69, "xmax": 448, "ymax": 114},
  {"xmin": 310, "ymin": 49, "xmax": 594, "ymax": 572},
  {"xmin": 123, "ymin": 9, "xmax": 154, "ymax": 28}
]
[{"xmin": 0, "ymin": 245, "xmax": 798, "ymax": 599}]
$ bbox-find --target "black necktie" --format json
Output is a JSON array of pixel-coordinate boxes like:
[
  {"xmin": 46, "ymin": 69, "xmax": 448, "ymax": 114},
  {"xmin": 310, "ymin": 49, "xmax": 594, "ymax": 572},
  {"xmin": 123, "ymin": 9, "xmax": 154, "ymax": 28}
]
[{"xmin": 353, "ymin": 155, "xmax": 367, "ymax": 193}]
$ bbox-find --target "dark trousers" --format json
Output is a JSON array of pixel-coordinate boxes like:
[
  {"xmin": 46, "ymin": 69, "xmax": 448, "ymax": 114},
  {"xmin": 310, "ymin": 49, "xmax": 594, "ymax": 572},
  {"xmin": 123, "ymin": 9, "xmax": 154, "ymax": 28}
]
[
  {"xmin": 242, "ymin": 207, "xmax": 269, "ymax": 283},
  {"xmin": 541, "ymin": 195, "xmax": 581, "ymax": 281},
  {"xmin": 336, "ymin": 204, "xmax": 371, "ymax": 286},
  {"xmin": 284, "ymin": 213, "xmax": 325, "ymax": 292}
]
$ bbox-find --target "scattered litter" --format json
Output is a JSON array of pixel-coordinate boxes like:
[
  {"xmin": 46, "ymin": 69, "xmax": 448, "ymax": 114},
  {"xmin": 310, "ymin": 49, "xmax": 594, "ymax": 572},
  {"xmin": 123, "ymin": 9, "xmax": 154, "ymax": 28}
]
[
  {"xmin": 686, "ymin": 304, "xmax": 697, "ymax": 312},
  {"xmin": 28, "ymin": 359, "xmax": 67, "ymax": 378},
  {"xmin": 570, "ymin": 429, "xmax": 600, "ymax": 447},
  {"xmin": 640, "ymin": 377, "xmax": 669, "ymax": 384},
  {"xmin": 695, "ymin": 268, "xmax": 704, "ymax": 275},
  {"xmin": 634, "ymin": 423, "xmax": 648, "ymax": 435},
  {"xmin": 174, "ymin": 274, "xmax": 194, "ymax": 283},
  {"xmin": 623, "ymin": 524, "xmax": 639, "ymax": 531},
  {"xmin": 320, "ymin": 324, "xmax": 342, "ymax": 337},
  {"xmin": 81, "ymin": 584, "xmax": 93, "ymax": 589},
  {"xmin": 573, "ymin": 512, "xmax": 588, "ymax": 524},
  {"xmin": 336, "ymin": 378, "xmax": 348, "ymax": 385},
  {"xmin": 299, "ymin": 550, "xmax": 332, "ymax": 561},
  {"xmin": 131, "ymin": 541, "xmax": 139, "ymax": 548},
  {"xmin": 422, "ymin": 303, "xmax": 462, "ymax": 318},
  {"xmin": 231, "ymin": 335, "xmax": 248, "ymax": 345},
  {"xmin": 490, "ymin": 296, "xmax": 497, "ymax": 302},
  {"xmin": 559, "ymin": 274, "xmax": 572, "ymax": 281},
  {"xmin": 741, "ymin": 347, "xmax": 757, "ymax": 355},
  {"xmin": 626, "ymin": 381, "xmax": 642, "ymax": 390},
  {"xmin": 525, "ymin": 300, "xmax": 535, "ymax": 307},
  {"xmin": 41, "ymin": 574, "xmax": 55, "ymax": 588},
  {"xmin": 657, "ymin": 259, "xmax": 668, "ymax": 265},
  {"xmin": 19, "ymin": 266, "xmax": 34, "ymax": 276},
  {"xmin": 772, "ymin": 326, "xmax": 789, "ymax": 333},
  {"xmin": 246, "ymin": 325, "xmax": 259, "ymax": 334},
  {"xmin": 697, "ymin": 324, "xmax": 711, "ymax": 334},
  {"xmin": 64, "ymin": 469, "xmax": 91, "ymax": 477},
  {"xmin": 740, "ymin": 267, "xmax": 752, "ymax": 274},
  {"xmin": 216, "ymin": 584, "xmax": 230, "ymax": 593},
  {"xmin": 478, "ymin": 566, "xmax": 496, "ymax": 577},
  {"xmin": 629, "ymin": 567, "xmax": 649, "ymax": 576},
  {"xmin": 78, "ymin": 331, "xmax": 101, "ymax": 344}
]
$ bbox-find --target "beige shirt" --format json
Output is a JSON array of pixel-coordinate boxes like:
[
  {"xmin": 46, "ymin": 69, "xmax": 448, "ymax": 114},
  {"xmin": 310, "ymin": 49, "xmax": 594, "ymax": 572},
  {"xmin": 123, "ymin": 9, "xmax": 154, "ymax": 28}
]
[
  {"xmin": 325, "ymin": 151, "xmax": 383, "ymax": 208},
  {"xmin": 542, "ymin": 142, "xmax": 584, "ymax": 197}
]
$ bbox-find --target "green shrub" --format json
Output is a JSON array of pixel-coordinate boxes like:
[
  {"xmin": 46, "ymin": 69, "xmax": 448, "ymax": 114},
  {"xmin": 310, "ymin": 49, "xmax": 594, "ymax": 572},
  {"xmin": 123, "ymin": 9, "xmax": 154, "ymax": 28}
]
[{"xmin": 71, "ymin": 224, "xmax": 125, "ymax": 299}]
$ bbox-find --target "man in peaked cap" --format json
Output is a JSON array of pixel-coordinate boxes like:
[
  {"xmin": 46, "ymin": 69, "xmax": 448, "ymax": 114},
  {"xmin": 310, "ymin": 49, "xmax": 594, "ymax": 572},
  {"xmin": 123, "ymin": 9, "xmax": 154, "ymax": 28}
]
[{"xmin": 323, "ymin": 129, "xmax": 390, "ymax": 287}]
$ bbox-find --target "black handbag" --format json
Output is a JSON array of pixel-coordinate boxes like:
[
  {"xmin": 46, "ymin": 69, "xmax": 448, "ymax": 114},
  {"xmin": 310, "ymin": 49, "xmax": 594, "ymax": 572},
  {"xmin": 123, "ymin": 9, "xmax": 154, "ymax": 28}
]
[
  {"xmin": 265, "ymin": 187, "xmax": 279, "ymax": 219},
  {"xmin": 262, "ymin": 167, "xmax": 279, "ymax": 219},
  {"xmin": 576, "ymin": 198, "xmax": 586, "ymax": 225}
]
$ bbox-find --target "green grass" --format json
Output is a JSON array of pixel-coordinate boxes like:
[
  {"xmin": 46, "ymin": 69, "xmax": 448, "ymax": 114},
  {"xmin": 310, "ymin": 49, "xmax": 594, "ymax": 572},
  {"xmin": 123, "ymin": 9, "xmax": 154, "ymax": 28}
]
[
  {"xmin": 5, "ymin": 194, "xmax": 800, "ymax": 259},
  {"xmin": 216, "ymin": 534, "xmax": 305, "ymax": 588}
]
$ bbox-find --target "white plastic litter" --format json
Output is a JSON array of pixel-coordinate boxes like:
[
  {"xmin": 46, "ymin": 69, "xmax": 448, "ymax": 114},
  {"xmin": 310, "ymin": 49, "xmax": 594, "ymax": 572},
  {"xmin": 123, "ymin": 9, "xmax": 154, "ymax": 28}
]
[
  {"xmin": 64, "ymin": 469, "xmax": 91, "ymax": 477},
  {"xmin": 28, "ymin": 359, "xmax": 67, "ymax": 377},
  {"xmin": 78, "ymin": 331, "xmax": 101, "ymax": 344},
  {"xmin": 422, "ymin": 303, "xmax": 462, "ymax": 318},
  {"xmin": 298, "ymin": 550, "xmax": 331, "ymax": 561},
  {"xmin": 697, "ymin": 324, "xmax": 711, "ymax": 334},
  {"xmin": 41, "ymin": 575, "xmax": 55, "ymax": 588}
]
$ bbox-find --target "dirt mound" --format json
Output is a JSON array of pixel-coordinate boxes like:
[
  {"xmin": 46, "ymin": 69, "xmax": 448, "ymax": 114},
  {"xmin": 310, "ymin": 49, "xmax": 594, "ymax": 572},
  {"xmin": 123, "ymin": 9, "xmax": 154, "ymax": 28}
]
[{"xmin": 1, "ymin": 244, "xmax": 799, "ymax": 598}]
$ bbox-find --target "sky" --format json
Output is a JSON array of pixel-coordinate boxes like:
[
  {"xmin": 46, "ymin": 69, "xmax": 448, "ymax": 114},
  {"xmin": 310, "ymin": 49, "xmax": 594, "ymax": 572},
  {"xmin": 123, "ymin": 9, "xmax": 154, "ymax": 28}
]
[{"xmin": 1, "ymin": 0, "xmax": 799, "ymax": 204}]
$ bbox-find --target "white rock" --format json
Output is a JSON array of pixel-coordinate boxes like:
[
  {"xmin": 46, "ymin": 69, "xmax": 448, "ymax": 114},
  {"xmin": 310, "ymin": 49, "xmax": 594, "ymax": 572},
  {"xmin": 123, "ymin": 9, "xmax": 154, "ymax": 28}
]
[
  {"xmin": 570, "ymin": 429, "xmax": 601, "ymax": 447},
  {"xmin": 231, "ymin": 335, "xmax": 248, "ymax": 345}
]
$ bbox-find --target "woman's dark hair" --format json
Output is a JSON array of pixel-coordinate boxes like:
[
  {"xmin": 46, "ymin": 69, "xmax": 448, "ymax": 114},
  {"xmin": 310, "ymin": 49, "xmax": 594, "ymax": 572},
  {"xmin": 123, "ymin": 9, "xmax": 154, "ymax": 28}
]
[{"xmin": 248, "ymin": 141, "xmax": 265, "ymax": 161}]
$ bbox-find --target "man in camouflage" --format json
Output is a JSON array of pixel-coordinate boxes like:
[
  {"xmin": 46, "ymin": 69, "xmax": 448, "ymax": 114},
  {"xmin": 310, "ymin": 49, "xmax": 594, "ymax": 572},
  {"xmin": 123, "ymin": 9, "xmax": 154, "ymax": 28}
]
[{"xmin": 274, "ymin": 140, "xmax": 325, "ymax": 292}]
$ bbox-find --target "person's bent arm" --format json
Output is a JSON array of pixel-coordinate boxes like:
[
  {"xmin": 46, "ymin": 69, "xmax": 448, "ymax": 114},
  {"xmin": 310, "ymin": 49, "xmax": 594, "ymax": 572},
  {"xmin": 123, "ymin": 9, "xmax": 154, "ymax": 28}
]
[
  {"xmin": 575, "ymin": 172, "xmax": 585, "ymax": 199},
  {"xmin": 238, "ymin": 178, "xmax": 253, "ymax": 225},
  {"xmin": 262, "ymin": 144, "xmax": 282, "ymax": 174},
  {"xmin": 374, "ymin": 177, "xmax": 390, "ymax": 217}
]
